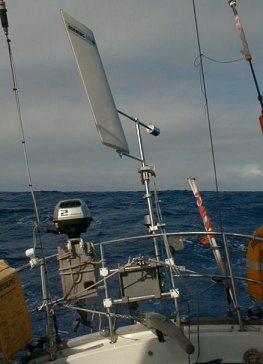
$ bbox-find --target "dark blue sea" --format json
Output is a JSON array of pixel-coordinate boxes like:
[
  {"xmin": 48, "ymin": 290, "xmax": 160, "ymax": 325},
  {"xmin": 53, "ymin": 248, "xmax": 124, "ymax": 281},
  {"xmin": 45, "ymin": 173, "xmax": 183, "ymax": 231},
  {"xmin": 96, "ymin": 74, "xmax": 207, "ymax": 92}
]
[{"xmin": 0, "ymin": 190, "xmax": 263, "ymax": 346}]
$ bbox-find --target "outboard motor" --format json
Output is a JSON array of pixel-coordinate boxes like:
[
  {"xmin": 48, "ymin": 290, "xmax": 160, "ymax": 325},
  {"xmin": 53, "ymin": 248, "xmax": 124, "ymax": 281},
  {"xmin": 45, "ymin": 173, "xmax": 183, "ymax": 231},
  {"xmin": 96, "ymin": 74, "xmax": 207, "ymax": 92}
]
[
  {"xmin": 54, "ymin": 199, "xmax": 97, "ymax": 310},
  {"xmin": 53, "ymin": 199, "xmax": 93, "ymax": 238}
]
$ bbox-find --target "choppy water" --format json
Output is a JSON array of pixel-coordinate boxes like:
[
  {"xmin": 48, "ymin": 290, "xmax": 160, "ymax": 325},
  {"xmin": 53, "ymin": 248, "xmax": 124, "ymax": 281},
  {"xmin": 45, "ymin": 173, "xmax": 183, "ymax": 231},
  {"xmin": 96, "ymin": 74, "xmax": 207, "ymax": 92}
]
[{"xmin": 0, "ymin": 190, "xmax": 262, "ymax": 347}]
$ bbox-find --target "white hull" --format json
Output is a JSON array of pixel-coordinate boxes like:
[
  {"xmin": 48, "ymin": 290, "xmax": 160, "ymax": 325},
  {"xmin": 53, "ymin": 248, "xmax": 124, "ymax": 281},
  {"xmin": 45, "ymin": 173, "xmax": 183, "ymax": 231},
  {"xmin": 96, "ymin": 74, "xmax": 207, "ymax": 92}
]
[{"xmin": 28, "ymin": 321, "xmax": 263, "ymax": 364}]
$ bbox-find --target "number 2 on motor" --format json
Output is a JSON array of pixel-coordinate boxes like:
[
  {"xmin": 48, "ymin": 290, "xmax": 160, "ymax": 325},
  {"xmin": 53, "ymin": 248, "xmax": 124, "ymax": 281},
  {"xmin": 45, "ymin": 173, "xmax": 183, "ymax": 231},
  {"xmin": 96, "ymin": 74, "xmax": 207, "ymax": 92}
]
[{"xmin": 60, "ymin": 209, "xmax": 68, "ymax": 216}]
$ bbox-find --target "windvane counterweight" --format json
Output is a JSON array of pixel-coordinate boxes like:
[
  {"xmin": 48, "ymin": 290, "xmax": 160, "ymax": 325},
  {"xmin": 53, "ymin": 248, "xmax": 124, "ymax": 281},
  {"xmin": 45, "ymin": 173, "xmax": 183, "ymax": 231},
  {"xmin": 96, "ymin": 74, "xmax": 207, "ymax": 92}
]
[{"xmin": 228, "ymin": 0, "xmax": 263, "ymax": 133}]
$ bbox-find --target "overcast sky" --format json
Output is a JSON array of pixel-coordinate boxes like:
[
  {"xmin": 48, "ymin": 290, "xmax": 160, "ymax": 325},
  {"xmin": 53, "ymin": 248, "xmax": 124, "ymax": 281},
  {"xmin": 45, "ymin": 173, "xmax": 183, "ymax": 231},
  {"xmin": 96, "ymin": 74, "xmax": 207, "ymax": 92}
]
[{"xmin": 0, "ymin": 0, "xmax": 262, "ymax": 191}]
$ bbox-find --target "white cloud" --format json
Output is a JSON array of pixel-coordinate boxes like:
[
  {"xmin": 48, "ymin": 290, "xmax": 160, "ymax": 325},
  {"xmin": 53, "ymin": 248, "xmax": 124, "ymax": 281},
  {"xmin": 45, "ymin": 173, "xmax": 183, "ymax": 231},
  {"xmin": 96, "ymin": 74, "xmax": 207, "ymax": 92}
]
[{"xmin": 240, "ymin": 164, "xmax": 263, "ymax": 178}]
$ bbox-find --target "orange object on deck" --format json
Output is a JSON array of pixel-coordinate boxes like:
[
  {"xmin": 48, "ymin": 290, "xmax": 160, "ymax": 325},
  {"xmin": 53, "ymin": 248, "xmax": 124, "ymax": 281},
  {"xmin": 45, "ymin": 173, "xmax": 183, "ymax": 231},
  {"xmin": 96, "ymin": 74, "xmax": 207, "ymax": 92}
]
[
  {"xmin": 246, "ymin": 225, "xmax": 263, "ymax": 300},
  {"xmin": 0, "ymin": 260, "xmax": 32, "ymax": 363}
]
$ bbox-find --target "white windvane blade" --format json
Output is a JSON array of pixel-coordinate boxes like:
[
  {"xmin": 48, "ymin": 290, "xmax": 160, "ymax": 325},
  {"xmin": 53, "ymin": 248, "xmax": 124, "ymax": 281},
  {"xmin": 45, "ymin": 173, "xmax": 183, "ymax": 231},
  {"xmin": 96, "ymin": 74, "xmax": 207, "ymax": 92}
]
[{"xmin": 61, "ymin": 10, "xmax": 129, "ymax": 154}]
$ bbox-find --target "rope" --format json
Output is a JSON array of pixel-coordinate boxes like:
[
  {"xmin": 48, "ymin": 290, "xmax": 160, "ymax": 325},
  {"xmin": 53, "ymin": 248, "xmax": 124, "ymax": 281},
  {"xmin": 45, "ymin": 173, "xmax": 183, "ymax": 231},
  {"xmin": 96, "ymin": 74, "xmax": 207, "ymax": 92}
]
[{"xmin": 194, "ymin": 54, "xmax": 244, "ymax": 66}]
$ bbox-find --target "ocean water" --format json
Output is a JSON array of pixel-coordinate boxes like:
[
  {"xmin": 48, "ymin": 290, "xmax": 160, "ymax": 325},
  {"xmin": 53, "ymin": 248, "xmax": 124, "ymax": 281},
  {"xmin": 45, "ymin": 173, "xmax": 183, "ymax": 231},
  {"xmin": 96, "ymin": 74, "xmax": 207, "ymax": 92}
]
[{"xmin": 0, "ymin": 190, "xmax": 263, "ymax": 345}]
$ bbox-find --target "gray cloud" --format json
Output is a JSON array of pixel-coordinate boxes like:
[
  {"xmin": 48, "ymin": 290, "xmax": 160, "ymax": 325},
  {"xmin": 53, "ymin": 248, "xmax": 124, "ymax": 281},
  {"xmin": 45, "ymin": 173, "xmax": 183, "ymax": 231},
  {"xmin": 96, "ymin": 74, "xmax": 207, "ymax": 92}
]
[{"xmin": 0, "ymin": 0, "xmax": 262, "ymax": 191}]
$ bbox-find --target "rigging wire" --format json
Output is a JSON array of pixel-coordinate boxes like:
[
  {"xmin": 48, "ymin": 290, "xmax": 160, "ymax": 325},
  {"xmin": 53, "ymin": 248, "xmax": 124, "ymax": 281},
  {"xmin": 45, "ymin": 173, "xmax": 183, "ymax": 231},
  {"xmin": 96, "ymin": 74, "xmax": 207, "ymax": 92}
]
[
  {"xmin": 192, "ymin": 0, "xmax": 232, "ymax": 312},
  {"xmin": 191, "ymin": 0, "xmax": 224, "ymax": 235},
  {"xmin": 192, "ymin": 0, "xmax": 244, "ymax": 329},
  {"xmin": 0, "ymin": 2, "xmax": 44, "ymax": 254},
  {"xmin": 0, "ymin": 1, "xmax": 56, "ymax": 357},
  {"xmin": 0, "ymin": 2, "xmax": 40, "ymax": 230}
]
